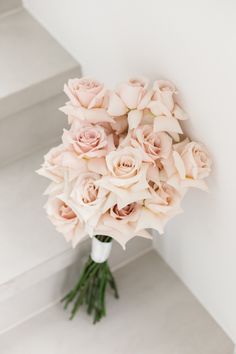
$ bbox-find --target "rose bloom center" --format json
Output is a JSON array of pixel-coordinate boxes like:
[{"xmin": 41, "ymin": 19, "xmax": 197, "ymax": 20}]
[
  {"xmin": 82, "ymin": 180, "xmax": 98, "ymax": 203},
  {"xmin": 59, "ymin": 203, "xmax": 76, "ymax": 220},
  {"xmin": 195, "ymin": 149, "xmax": 208, "ymax": 167},
  {"xmin": 116, "ymin": 156, "xmax": 135, "ymax": 173},
  {"xmin": 129, "ymin": 79, "xmax": 145, "ymax": 88},
  {"xmin": 78, "ymin": 79, "xmax": 100, "ymax": 90},
  {"xmin": 112, "ymin": 203, "xmax": 135, "ymax": 220},
  {"xmin": 79, "ymin": 130, "xmax": 99, "ymax": 143},
  {"xmin": 145, "ymin": 134, "xmax": 161, "ymax": 154},
  {"xmin": 149, "ymin": 182, "xmax": 173, "ymax": 205}
]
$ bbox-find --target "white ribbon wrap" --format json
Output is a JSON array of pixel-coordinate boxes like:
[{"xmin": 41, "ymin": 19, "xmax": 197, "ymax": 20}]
[{"xmin": 90, "ymin": 237, "xmax": 112, "ymax": 263}]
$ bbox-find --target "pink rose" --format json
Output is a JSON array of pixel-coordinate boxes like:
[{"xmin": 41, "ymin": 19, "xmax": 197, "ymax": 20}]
[
  {"xmin": 148, "ymin": 80, "xmax": 187, "ymax": 120},
  {"xmin": 97, "ymin": 146, "xmax": 151, "ymax": 208},
  {"xmin": 107, "ymin": 78, "xmax": 152, "ymax": 130},
  {"xmin": 61, "ymin": 172, "xmax": 109, "ymax": 236},
  {"xmin": 96, "ymin": 202, "xmax": 151, "ymax": 248},
  {"xmin": 129, "ymin": 124, "xmax": 172, "ymax": 162},
  {"xmin": 62, "ymin": 124, "xmax": 115, "ymax": 159},
  {"xmin": 137, "ymin": 182, "xmax": 182, "ymax": 234},
  {"xmin": 147, "ymin": 80, "xmax": 186, "ymax": 136},
  {"xmin": 60, "ymin": 78, "xmax": 114, "ymax": 125},
  {"xmin": 64, "ymin": 77, "xmax": 106, "ymax": 109},
  {"xmin": 110, "ymin": 115, "xmax": 128, "ymax": 135},
  {"xmin": 106, "ymin": 146, "xmax": 143, "ymax": 179},
  {"xmin": 152, "ymin": 80, "xmax": 176, "ymax": 111},
  {"xmin": 173, "ymin": 141, "xmax": 212, "ymax": 180},
  {"xmin": 147, "ymin": 181, "xmax": 181, "ymax": 214},
  {"xmin": 36, "ymin": 144, "xmax": 86, "ymax": 183},
  {"xmin": 117, "ymin": 77, "xmax": 151, "ymax": 110},
  {"xmin": 71, "ymin": 172, "xmax": 107, "ymax": 208},
  {"xmin": 45, "ymin": 197, "xmax": 86, "ymax": 247},
  {"xmin": 181, "ymin": 142, "xmax": 212, "ymax": 179},
  {"xmin": 110, "ymin": 202, "xmax": 140, "ymax": 222},
  {"xmin": 172, "ymin": 140, "xmax": 212, "ymax": 190}
]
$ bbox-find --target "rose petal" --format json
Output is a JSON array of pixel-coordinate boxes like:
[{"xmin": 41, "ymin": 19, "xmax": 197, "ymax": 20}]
[
  {"xmin": 88, "ymin": 87, "xmax": 107, "ymax": 109},
  {"xmin": 116, "ymin": 189, "xmax": 151, "ymax": 209},
  {"xmin": 107, "ymin": 92, "xmax": 129, "ymax": 116},
  {"xmin": 168, "ymin": 132, "xmax": 180, "ymax": 142},
  {"xmin": 137, "ymin": 89, "xmax": 153, "ymax": 110},
  {"xmin": 148, "ymin": 101, "xmax": 172, "ymax": 117},
  {"xmin": 43, "ymin": 182, "xmax": 64, "ymax": 196},
  {"xmin": 83, "ymin": 108, "xmax": 115, "ymax": 123},
  {"xmin": 128, "ymin": 109, "xmax": 143, "ymax": 130},
  {"xmin": 154, "ymin": 116, "xmax": 183, "ymax": 134},
  {"xmin": 173, "ymin": 138, "xmax": 190, "ymax": 154},
  {"xmin": 173, "ymin": 151, "xmax": 186, "ymax": 179},
  {"xmin": 88, "ymin": 157, "xmax": 108, "ymax": 176},
  {"xmin": 147, "ymin": 165, "xmax": 160, "ymax": 184},
  {"xmin": 101, "ymin": 192, "xmax": 117, "ymax": 213},
  {"xmin": 118, "ymin": 84, "xmax": 142, "ymax": 109},
  {"xmin": 136, "ymin": 207, "xmax": 164, "ymax": 234},
  {"xmin": 153, "ymin": 80, "xmax": 176, "ymax": 111},
  {"xmin": 173, "ymin": 104, "xmax": 188, "ymax": 120},
  {"xmin": 71, "ymin": 229, "xmax": 87, "ymax": 248},
  {"xmin": 64, "ymin": 84, "xmax": 80, "ymax": 106}
]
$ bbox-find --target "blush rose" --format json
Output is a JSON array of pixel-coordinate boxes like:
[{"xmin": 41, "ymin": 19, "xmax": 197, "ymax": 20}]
[
  {"xmin": 45, "ymin": 197, "xmax": 86, "ymax": 247},
  {"xmin": 62, "ymin": 124, "xmax": 114, "ymax": 159},
  {"xmin": 129, "ymin": 124, "xmax": 173, "ymax": 162},
  {"xmin": 64, "ymin": 78, "xmax": 106, "ymax": 109}
]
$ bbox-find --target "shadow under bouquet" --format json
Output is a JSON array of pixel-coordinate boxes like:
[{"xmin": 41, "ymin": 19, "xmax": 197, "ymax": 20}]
[{"xmin": 37, "ymin": 77, "xmax": 211, "ymax": 323}]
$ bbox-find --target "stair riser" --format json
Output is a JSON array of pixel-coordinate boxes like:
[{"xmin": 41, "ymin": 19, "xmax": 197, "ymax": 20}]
[
  {"xmin": 0, "ymin": 238, "xmax": 152, "ymax": 334},
  {"xmin": 0, "ymin": 93, "xmax": 67, "ymax": 167},
  {"xmin": 0, "ymin": 67, "xmax": 80, "ymax": 121}
]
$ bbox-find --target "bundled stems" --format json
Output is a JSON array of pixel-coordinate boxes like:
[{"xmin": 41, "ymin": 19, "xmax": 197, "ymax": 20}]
[{"xmin": 61, "ymin": 235, "xmax": 119, "ymax": 323}]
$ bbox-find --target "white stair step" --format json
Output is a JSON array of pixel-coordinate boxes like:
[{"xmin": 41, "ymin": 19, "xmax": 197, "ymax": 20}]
[
  {"xmin": 0, "ymin": 251, "xmax": 233, "ymax": 354},
  {"xmin": 0, "ymin": 8, "xmax": 78, "ymax": 119},
  {"xmin": 0, "ymin": 148, "xmax": 152, "ymax": 332},
  {"xmin": 0, "ymin": 7, "xmax": 80, "ymax": 166},
  {"xmin": 0, "ymin": 0, "xmax": 21, "ymax": 14},
  {"xmin": 0, "ymin": 92, "xmax": 70, "ymax": 166},
  {"xmin": 0, "ymin": 148, "xmax": 69, "ymax": 288}
]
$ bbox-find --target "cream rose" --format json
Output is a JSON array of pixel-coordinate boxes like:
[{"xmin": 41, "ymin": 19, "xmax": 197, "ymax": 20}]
[
  {"xmin": 62, "ymin": 124, "xmax": 114, "ymax": 159},
  {"xmin": 45, "ymin": 197, "xmax": 86, "ymax": 247}
]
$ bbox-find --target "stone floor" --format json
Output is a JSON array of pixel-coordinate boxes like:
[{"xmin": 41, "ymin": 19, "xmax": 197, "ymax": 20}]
[{"xmin": 0, "ymin": 251, "xmax": 233, "ymax": 354}]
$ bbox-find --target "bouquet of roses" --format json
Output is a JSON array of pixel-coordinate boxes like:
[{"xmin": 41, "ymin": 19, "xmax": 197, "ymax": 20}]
[{"xmin": 37, "ymin": 77, "xmax": 211, "ymax": 323}]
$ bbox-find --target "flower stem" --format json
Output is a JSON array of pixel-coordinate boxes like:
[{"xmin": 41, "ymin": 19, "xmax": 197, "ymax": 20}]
[{"xmin": 61, "ymin": 235, "xmax": 118, "ymax": 323}]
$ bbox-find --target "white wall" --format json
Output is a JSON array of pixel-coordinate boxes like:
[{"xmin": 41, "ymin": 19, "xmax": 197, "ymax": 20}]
[{"xmin": 23, "ymin": 0, "xmax": 236, "ymax": 342}]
